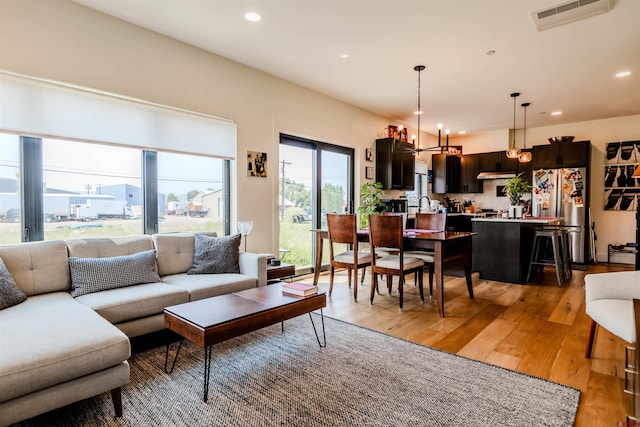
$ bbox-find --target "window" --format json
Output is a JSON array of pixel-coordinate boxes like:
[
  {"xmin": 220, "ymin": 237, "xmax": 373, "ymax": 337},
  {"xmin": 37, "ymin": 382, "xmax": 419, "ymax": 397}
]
[
  {"xmin": 157, "ymin": 152, "xmax": 225, "ymax": 234},
  {"xmin": 0, "ymin": 72, "xmax": 235, "ymax": 243},
  {"xmin": 1, "ymin": 133, "xmax": 230, "ymax": 242},
  {"xmin": 0, "ymin": 134, "xmax": 21, "ymax": 243},
  {"xmin": 279, "ymin": 134, "xmax": 354, "ymax": 273},
  {"xmin": 42, "ymin": 139, "xmax": 142, "ymax": 240}
]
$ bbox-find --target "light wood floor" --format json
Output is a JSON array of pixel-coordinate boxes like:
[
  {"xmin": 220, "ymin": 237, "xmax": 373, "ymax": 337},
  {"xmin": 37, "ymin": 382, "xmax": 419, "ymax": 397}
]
[{"xmin": 295, "ymin": 262, "xmax": 634, "ymax": 427}]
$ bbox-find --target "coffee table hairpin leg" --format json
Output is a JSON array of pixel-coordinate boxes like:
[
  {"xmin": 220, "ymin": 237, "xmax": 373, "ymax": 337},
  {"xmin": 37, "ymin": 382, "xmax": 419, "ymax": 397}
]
[
  {"xmin": 309, "ymin": 309, "xmax": 326, "ymax": 348},
  {"xmin": 279, "ymin": 310, "xmax": 326, "ymax": 348},
  {"xmin": 202, "ymin": 345, "xmax": 213, "ymax": 402},
  {"xmin": 164, "ymin": 339, "xmax": 184, "ymax": 374}
]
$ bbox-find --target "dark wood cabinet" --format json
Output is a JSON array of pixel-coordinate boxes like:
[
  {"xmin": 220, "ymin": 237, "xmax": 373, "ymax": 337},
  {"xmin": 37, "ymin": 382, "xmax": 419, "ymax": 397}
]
[
  {"xmin": 446, "ymin": 214, "xmax": 472, "ymax": 232},
  {"xmin": 480, "ymin": 151, "xmax": 519, "ymax": 172},
  {"xmin": 432, "ymin": 153, "xmax": 460, "ymax": 194},
  {"xmin": 375, "ymin": 138, "xmax": 415, "ymax": 190},
  {"xmin": 432, "ymin": 153, "xmax": 482, "ymax": 194},
  {"xmin": 460, "ymin": 154, "xmax": 483, "ymax": 193},
  {"xmin": 532, "ymin": 141, "xmax": 590, "ymax": 169}
]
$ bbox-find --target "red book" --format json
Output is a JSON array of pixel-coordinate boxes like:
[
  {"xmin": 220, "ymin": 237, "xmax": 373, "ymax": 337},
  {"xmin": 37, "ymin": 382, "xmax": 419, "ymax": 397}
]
[{"xmin": 282, "ymin": 282, "xmax": 318, "ymax": 297}]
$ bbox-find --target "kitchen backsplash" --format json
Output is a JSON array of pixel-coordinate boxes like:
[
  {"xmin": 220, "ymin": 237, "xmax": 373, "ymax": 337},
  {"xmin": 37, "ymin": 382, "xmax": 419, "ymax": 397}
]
[{"xmin": 434, "ymin": 179, "xmax": 531, "ymax": 212}]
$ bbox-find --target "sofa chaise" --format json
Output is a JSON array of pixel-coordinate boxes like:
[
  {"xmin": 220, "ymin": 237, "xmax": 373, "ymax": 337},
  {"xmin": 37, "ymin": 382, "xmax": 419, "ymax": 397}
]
[{"xmin": 0, "ymin": 232, "xmax": 268, "ymax": 426}]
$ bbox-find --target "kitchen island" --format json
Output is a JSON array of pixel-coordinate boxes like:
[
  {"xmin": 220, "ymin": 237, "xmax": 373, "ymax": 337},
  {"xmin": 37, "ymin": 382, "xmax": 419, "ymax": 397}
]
[{"xmin": 471, "ymin": 216, "xmax": 562, "ymax": 284}]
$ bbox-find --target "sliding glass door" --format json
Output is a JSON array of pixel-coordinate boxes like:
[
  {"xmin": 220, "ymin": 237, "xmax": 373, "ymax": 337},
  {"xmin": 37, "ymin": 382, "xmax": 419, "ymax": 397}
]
[{"xmin": 279, "ymin": 134, "xmax": 354, "ymax": 274}]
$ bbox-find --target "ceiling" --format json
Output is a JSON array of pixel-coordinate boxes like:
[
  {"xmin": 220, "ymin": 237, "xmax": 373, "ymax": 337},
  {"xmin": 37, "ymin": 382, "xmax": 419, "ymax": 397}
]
[{"xmin": 72, "ymin": 0, "xmax": 639, "ymax": 137}]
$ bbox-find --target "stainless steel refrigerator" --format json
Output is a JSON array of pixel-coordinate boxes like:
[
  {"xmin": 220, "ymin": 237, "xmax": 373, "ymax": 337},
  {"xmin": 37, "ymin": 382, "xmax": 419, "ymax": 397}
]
[{"xmin": 531, "ymin": 167, "xmax": 588, "ymax": 263}]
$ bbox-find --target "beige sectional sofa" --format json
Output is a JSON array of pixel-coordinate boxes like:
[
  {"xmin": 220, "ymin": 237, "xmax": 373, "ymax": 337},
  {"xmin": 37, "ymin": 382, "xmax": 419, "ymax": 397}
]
[{"xmin": 0, "ymin": 233, "xmax": 268, "ymax": 426}]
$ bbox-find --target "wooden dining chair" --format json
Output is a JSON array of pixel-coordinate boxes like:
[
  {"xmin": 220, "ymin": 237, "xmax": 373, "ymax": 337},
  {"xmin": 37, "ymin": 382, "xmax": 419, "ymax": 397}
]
[
  {"xmin": 327, "ymin": 213, "xmax": 373, "ymax": 302},
  {"xmin": 368, "ymin": 214, "xmax": 424, "ymax": 311},
  {"xmin": 405, "ymin": 213, "xmax": 447, "ymax": 297}
]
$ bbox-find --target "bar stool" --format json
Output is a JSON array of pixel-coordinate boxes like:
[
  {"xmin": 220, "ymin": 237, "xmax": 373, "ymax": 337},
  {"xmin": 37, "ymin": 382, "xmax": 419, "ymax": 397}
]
[
  {"xmin": 545, "ymin": 225, "xmax": 573, "ymax": 281},
  {"xmin": 526, "ymin": 228, "xmax": 568, "ymax": 287}
]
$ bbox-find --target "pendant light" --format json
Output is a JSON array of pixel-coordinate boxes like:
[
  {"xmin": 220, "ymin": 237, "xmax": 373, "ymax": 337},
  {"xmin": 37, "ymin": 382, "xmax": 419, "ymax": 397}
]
[
  {"xmin": 410, "ymin": 65, "xmax": 449, "ymax": 154},
  {"xmin": 518, "ymin": 102, "xmax": 532, "ymax": 163},
  {"xmin": 506, "ymin": 92, "xmax": 521, "ymax": 159},
  {"xmin": 410, "ymin": 65, "xmax": 426, "ymax": 154}
]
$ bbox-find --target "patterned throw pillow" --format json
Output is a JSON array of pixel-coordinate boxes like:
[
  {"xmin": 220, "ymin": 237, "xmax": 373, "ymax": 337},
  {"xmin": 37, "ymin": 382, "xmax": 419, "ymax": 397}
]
[
  {"xmin": 0, "ymin": 257, "xmax": 27, "ymax": 310},
  {"xmin": 70, "ymin": 249, "xmax": 161, "ymax": 297},
  {"xmin": 188, "ymin": 233, "xmax": 241, "ymax": 275}
]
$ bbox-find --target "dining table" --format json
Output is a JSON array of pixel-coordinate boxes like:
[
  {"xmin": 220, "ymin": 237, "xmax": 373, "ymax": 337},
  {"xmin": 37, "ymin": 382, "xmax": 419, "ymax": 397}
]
[{"xmin": 311, "ymin": 228, "xmax": 476, "ymax": 318}]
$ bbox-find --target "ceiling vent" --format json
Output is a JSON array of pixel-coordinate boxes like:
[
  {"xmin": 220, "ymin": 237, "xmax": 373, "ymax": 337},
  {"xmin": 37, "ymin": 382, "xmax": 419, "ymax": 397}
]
[{"xmin": 531, "ymin": 0, "xmax": 611, "ymax": 31}]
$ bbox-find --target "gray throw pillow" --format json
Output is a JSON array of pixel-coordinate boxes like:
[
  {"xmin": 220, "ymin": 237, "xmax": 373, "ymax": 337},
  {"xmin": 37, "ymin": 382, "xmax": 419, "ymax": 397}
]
[
  {"xmin": 188, "ymin": 233, "xmax": 241, "ymax": 275},
  {"xmin": 70, "ymin": 249, "xmax": 161, "ymax": 297},
  {"xmin": 0, "ymin": 257, "xmax": 27, "ymax": 310}
]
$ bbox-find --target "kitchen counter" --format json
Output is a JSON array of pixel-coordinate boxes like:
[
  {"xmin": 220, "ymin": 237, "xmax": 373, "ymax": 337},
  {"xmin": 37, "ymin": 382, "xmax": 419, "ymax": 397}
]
[
  {"xmin": 471, "ymin": 216, "xmax": 562, "ymax": 224},
  {"xmin": 445, "ymin": 213, "xmax": 479, "ymax": 217},
  {"xmin": 472, "ymin": 219, "xmax": 560, "ymax": 284}
]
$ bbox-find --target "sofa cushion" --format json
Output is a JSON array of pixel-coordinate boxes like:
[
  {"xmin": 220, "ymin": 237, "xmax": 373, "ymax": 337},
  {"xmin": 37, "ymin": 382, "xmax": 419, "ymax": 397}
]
[
  {"xmin": 74, "ymin": 282, "xmax": 189, "ymax": 324},
  {"xmin": 188, "ymin": 233, "xmax": 241, "ymax": 275},
  {"xmin": 0, "ymin": 257, "xmax": 27, "ymax": 310},
  {"xmin": 66, "ymin": 235, "xmax": 154, "ymax": 258},
  {"xmin": 0, "ymin": 240, "xmax": 70, "ymax": 296},
  {"xmin": 70, "ymin": 249, "xmax": 161, "ymax": 297},
  {"xmin": 0, "ymin": 292, "xmax": 130, "ymax": 403},
  {"xmin": 153, "ymin": 232, "xmax": 217, "ymax": 276},
  {"xmin": 162, "ymin": 273, "xmax": 257, "ymax": 301}
]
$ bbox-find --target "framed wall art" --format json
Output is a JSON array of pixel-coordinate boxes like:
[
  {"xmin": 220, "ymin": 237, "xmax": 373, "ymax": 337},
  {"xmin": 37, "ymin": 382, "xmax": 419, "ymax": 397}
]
[
  {"xmin": 365, "ymin": 148, "xmax": 373, "ymax": 162},
  {"xmin": 365, "ymin": 166, "xmax": 375, "ymax": 180},
  {"xmin": 603, "ymin": 140, "xmax": 640, "ymax": 211},
  {"xmin": 247, "ymin": 150, "xmax": 267, "ymax": 178}
]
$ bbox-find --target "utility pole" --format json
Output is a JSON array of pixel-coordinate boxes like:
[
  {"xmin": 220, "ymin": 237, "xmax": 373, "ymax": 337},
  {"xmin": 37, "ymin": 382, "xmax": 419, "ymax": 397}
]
[{"xmin": 280, "ymin": 159, "xmax": 291, "ymax": 220}]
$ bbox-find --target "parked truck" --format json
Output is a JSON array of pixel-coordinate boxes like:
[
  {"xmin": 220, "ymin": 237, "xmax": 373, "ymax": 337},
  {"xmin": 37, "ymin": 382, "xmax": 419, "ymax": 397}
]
[
  {"xmin": 74, "ymin": 200, "xmax": 133, "ymax": 221},
  {"xmin": 187, "ymin": 202, "xmax": 209, "ymax": 218},
  {"xmin": 166, "ymin": 201, "xmax": 190, "ymax": 216},
  {"xmin": 43, "ymin": 195, "xmax": 72, "ymax": 222}
]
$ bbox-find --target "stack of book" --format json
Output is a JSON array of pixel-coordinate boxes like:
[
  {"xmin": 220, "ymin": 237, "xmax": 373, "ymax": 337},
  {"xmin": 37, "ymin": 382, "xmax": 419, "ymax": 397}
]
[{"xmin": 282, "ymin": 282, "xmax": 318, "ymax": 297}]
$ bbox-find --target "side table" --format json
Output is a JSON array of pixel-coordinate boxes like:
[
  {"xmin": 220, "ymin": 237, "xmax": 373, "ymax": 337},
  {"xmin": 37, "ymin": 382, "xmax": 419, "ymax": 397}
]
[{"xmin": 267, "ymin": 262, "xmax": 296, "ymax": 283}]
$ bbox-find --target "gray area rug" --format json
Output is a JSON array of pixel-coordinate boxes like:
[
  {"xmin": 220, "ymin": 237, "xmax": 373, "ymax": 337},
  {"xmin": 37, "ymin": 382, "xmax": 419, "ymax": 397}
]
[{"xmin": 19, "ymin": 315, "xmax": 580, "ymax": 426}]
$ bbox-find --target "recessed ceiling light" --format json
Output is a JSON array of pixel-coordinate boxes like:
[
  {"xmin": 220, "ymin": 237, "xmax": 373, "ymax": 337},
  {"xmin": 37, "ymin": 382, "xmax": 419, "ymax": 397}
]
[
  {"xmin": 551, "ymin": 111, "xmax": 562, "ymax": 116},
  {"xmin": 413, "ymin": 110, "xmax": 423, "ymax": 115},
  {"xmin": 616, "ymin": 71, "xmax": 632, "ymax": 78},
  {"xmin": 244, "ymin": 12, "xmax": 262, "ymax": 22},
  {"xmin": 340, "ymin": 54, "xmax": 350, "ymax": 59},
  {"xmin": 458, "ymin": 130, "xmax": 466, "ymax": 135}
]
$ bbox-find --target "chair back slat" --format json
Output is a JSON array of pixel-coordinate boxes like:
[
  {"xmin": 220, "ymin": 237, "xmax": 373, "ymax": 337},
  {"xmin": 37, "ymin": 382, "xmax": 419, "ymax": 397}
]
[
  {"xmin": 327, "ymin": 214, "xmax": 357, "ymax": 246},
  {"xmin": 415, "ymin": 213, "xmax": 447, "ymax": 231},
  {"xmin": 369, "ymin": 214, "xmax": 403, "ymax": 250}
]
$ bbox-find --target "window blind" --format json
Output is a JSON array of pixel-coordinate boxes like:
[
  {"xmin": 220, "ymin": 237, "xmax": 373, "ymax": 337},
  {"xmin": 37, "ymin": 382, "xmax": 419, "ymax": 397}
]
[{"xmin": 0, "ymin": 71, "xmax": 236, "ymax": 159}]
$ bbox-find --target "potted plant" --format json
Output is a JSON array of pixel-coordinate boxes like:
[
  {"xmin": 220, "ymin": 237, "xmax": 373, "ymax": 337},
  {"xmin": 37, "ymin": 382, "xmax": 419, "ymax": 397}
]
[
  {"xmin": 357, "ymin": 182, "xmax": 385, "ymax": 228},
  {"xmin": 503, "ymin": 173, "xmax": 532, "ymax": 218}
]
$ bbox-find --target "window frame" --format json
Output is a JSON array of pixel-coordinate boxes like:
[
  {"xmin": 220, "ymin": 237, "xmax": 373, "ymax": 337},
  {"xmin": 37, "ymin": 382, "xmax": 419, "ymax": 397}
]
[{"xmin": 8, "ymin": 136, "xmax": 231, "ymax": 242}]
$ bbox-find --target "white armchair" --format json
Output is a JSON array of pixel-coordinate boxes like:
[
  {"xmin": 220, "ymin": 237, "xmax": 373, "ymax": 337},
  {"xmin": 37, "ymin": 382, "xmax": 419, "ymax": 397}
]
[{"xmin": 584, "ymin": 270, "xmax": 640, "ymax": 358}]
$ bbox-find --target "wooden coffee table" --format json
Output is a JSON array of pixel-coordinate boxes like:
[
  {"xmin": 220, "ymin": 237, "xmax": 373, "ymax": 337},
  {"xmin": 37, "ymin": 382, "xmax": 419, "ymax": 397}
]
[{"xmin": 163, "ymin": 284, "xmax": 326, "ymax": 402}]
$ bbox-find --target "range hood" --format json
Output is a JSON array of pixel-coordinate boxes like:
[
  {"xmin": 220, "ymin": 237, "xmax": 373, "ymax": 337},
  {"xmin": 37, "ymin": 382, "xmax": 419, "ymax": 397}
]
[{"xmin": 476, "ymin": 171, "xmax": 517, "ymax": 180}]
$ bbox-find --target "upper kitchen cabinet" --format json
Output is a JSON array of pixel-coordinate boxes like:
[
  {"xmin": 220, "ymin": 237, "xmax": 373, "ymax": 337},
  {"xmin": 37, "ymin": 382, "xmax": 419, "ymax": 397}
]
[
  {"xmin": 375, "ymin": 138, "xmax": 415, "ymax": 190},
  {"xmin": 460, "ymin": 154, "xmax": 483, "ymax": 193},
  {"xmin": 532, "ymin": 141, "xmax": 590, "ymax": 169},
  {"xmin": 432, "ymin": 153, "xmax": 482, "ymax": 194},
  {"xmin": 480, "ymin": 151, "xmax": 519, "ymax": 173},
  {"xmin": 432, "ymin": 153, "xmax": 460, "ymax": 194}
]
